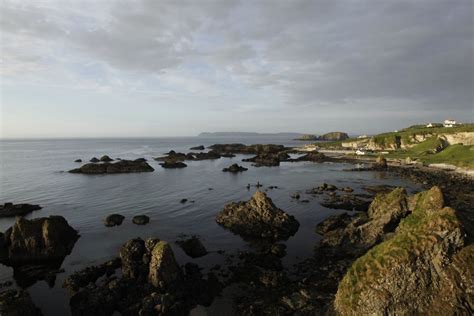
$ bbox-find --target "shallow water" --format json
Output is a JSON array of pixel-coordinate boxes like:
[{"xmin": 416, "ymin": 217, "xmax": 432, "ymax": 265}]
[{"xmin": 0, "ymin": 137, "xmax": 420, "ymax": 315}]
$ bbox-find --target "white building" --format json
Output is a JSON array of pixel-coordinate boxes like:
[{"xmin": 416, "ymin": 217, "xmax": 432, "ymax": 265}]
[
  {"xmin": 443, "ymin": 119, "xmax": 456, "ymax": 127},
  {"xmin": 426, "ymin": 123, "xmax": 433, "ymax": 128},
  {"xmin": 355, "ymin": 149, "xmax": 366, "ymax": 156}
]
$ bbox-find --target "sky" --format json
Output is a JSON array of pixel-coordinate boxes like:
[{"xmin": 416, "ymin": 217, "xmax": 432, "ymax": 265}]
[{"xmin": 0, "ymin": 0, "xmax": 473, "ymax": 138}]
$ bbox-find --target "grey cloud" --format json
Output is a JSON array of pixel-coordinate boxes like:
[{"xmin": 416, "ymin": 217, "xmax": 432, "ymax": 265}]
[{"xmin": 1, "ymin": 0, "xmax": 472, "ymax": 112}]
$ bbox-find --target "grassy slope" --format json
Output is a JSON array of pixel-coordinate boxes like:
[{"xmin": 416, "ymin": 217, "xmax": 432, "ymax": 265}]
[{"xmin": 315, "ymin": 124, "xmax": 474, "ymax": 168}]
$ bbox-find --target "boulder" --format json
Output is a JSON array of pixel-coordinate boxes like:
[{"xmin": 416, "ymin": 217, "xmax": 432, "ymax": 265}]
[
  {"xmin": 132, "ymin": 215, "xmax": 150, "ymax": 225},
  {"xmin": 148, "ymin": 241, "xmax": 183, "ymax": 289},
  {"xmin": 0, "ymin": 289, "xmax": 42, "ymax": 316},
  {"xmin": 243, "ymin": 153, "xmax": 282, "ymax": 167},
  {"xmin": 315, "ymin": 213, "xmax": 354, "ymax": 235},
  {"xmin": 74, "ymin": 159, "xmax": 82, "ymax": 163},
  {"xmin": 222, "ymin": 163, "xmax": 248, "ymax": 173},
  {"xmin": 0, "ymin": 203, "xmax": 42, "ymax": 218},
  {"xmin": 69, "ymin": 160, "xmax": 154, "ymax": 174},
  {"xmin": 103, "ymin": 214, "xmax": 125, "ymax": 227},
  {"xmin": 63, "ymin": 258, "xmax": 121, "ymax": 293},
  {"xmin": 335, "ymin": 186, "xmax": 466, "ymax": 315},
  {"xmin": 2, "ymin": 216, "xmax": 79, "ymax": 265},
  {"xmin": 89, "ymin": 157, "xmax": 100, "ymax": 163},
  {"xmin": 216, "ymin": 191, "xmax": 300, "ymax": 241},
  {"xmin": 176, "ymin": 236, "xmax": 208, "ymax": 258},
  {"xmin": 99, "ymin": 155, "xmax": 114, "ymax": 162}
]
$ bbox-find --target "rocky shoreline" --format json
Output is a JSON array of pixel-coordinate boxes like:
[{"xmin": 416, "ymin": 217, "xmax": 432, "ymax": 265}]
[{"xmin": 1, "ymin": 144, "xmax": 473, "ymax": 315}]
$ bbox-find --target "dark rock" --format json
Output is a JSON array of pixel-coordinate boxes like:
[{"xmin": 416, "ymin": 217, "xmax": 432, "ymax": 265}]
[
  {"xmin": 120, "ymin": 238, "xmax": 147, "ymax": 280},
  {"xmin": 63, "ymin": 258, "xmax": 121, "ymax": 293},
  {"xmin": 74, "ymin": 159, "xmax": 82, "ymax": 163},
  {"xmin": 270, "ymin": 243, "xmax": 287, "ymax": 258},
  {"xmin": 292, "ymin": 151, "xmax": 327, "ymax": 162},
  {"xmin": 190, "ymin": 145, "xmax": 205, "ymax": 150},
  {"xmin": 69, "ymin": 160, "xmax": 154, "ymax": 174},
  {"xmin": 216, "ymin": 191, "xmax": 300, "ymax": 241},
  {"xmin": 132, "ymin": 215, "xmax": 150, "ymax": 225},
  {"xmin": 0, "ymin": 289, "xmax": 42, "ymax": 316},
  {"xmin": 0, "ymin": 203, "xmax": 42, "ymax": 218},
  {"xmin": 90, "ymin": 157, "xmax": 100, "ymax": 163},
  {"xmin": 315, "ymin": 213, "xmax": 354, "ymax": 235},
  {"xmin": 223, "ymin": 163, "xmax": 248, "ymax": 173},
  {"xmin": 159, "ymin": 159, "xmax": 187, "ymax": 169},
  {"xmin": 2, "ymin": 216, "xmax": 79, "ymax": 265},
  {"xmin": 100, "ymin": 155, "xmax": 114, "ymax": 162},
  {"xmin": 320, "ymin": 194, "xmax": 372, "ymax": 212},
  {"xmin": 291, "ymin": 193, "xmax": 300, "ymax": 199},
  {"xmin": 180, "ymin": 199, "xmax": 188, "ymax": 204},
  {"xmin": 134, "ymin": 158, "xmax": 147, "ymax": 162},
  {"xmin": 371, "ymin": 155, "xmax": 388, "ymax": 170},
  {"xmin": 243, "ymin": 153, "xmax": 281, "ymax": 167},
  {"xmin": 362, "ymin": 184, "xmax": 398, "ymax": 195},
  {"xmin": 103, "ymin": 214, "xmax": 125, "ymax": 227},
  {"xmin": 176, "ymin": 236, "xmax": 208, "ymax": 258}
]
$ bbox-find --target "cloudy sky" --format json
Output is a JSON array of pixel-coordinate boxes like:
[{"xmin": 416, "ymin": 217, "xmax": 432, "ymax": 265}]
[{"xmin": 1, "ymin": 0, "xmax": 472, "ymax": 138}]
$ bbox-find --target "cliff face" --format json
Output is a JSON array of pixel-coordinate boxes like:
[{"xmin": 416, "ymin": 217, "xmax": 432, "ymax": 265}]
[{"xmin": 334, "ymin": 187, "xmax": 472, "ymax": 315}]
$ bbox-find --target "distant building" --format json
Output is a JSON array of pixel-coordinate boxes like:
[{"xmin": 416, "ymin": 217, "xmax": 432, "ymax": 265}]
[
  {"xmin": 355, "ymin": 149, "xmax": 366, "ymax": 156},
  {"xmin": 426, "ymin": 123, "xmax": 433, "ymax": 128},
  {"xmin": 443, "ymin": 119, "xmax": 456, "ymax": 127},
  {"xmin": 357, "ymin": 135, "xmax": 368, "ymax": 139}
]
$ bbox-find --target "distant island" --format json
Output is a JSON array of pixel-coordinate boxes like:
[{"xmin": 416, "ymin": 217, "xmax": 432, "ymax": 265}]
[
  {"xmin": 198, "ymin": 132, "xmax": 304, "ymax": 138},
  {"xmin": 295, "ymin": 132, "xmax": 350, "ymax": 141}
]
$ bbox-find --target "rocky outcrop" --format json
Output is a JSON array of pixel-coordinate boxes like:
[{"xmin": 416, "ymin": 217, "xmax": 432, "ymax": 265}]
[
  {"xmin": 103, "ymin": 214, "xmax": 125, "ymax": 227},
  {"xmin": 334, "ymin": 186, "xmax": 468, "ymax": 315},
  {"xmin": 1, "ymin": 216, "xmax": 79, "ymax": 265},
  {"xmin": 209, "ymin": 143, "xmax": 290, "ymax": 155},
  {"xmin": 176, "ymin": 236, "xmax": 208, "ymax": 258},
  {"xmin": 222, "ymin": 163, "xmax": 248, "ymax": 173},
  {"xmin": 316, "ymin": 187, "xmax": 410, "ymax": 258},
  {"xmin": 0, "ymin": 289, "xmax": 42, "ymax": 316},
  {"xmin": 216, "ymin": 191, "xmax": 300, "ymax": 241},
  {"xmin": 159, "ymin": 159, "xmax": 187, "ymax": 169},
  {"xmin": 69, "ymin": 160, "xmax": 154, "ymax": 174},
  {"xmin": 371, "ymin": 155, "xmax": 387, "ymax": 170},
  {"xmin": 65, "ymin": 237, "xmax": 221, "ymax": 315},
  {"xmin": 0, "ymin": 203, "xmax": 42, "ymax": 217},
  {"xmin": 90, "ymin": 157, "xmax": 100, "ymax": 162},
  {"xmin": 319, "ymin": 132, "xmax": 349, "ymax": 141}
]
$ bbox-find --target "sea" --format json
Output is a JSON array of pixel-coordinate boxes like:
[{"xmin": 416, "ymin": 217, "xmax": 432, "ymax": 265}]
[{"xmin": 0, "ymin": 137, "xmax": 421, "ymax": 315}]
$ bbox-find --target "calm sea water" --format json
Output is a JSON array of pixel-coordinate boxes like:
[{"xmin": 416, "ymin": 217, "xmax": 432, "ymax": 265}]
[{"xmin": 0, "ymin": 137, "xmax": 420, "ymax": 315}]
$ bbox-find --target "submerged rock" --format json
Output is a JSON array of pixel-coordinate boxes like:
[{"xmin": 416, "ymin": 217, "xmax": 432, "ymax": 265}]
[
  {"xmin": 63, "ymin": 258, "xmax": 121, "ymax": 293},
  {"xmin": 103, "ymin": 214, "xmax": 125, "ymax": 227},
  {"xmin": 0, "ymin": 203, "xmax": 42, "ymax": 218},
  {"xmin": 216, "ymin": 191, "xmax": 299, "ymax": 241},
  {"xmin": 69, "ymin": 160, "xmax": 154, "ymax": 174},
  {"xmin": 222, "ymin": 163, "xmax": 248, "ymax": 173},
  {"xmin": 2, "ymin": 216, "xmax": 79, "ymax": 265},
  {"xmin": 90, "ymin": 157, "xmax": 100, "ymax": 163},
  {"xmin": 0, "ymin": 289, "xmax": 42, "ymax": 316},
  {"xmin": 335, "ymin": 186, "xmax": 467, "ymax": 315},
  {"xmin": 74, "ymin": 159, "xmax": 82, "ymax": 163},
  {"xmin": 176, "ymin": 236, "xmax": 208, "ymax": 258},
  {"xmin": 132, "ymin": 215, "xmax": 150, "ymax": 225}
]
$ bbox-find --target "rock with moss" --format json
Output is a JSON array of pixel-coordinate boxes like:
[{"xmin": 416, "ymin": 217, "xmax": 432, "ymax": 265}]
[
  {"xmin": 216, "ymin": 191, "xmax": 299, "ymax": 241},
  {"xmin": 334, "ymin": 186, "xmax": 467, "ymax": 315},
  {"xmin": 148, "ymin": 241, "xmax": 183, "ymax": 288},
  {"xmin": 2, "ymin": 216, "xmax": 79, "ymax": 265}
]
